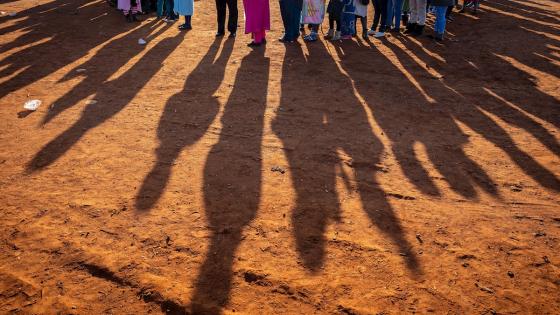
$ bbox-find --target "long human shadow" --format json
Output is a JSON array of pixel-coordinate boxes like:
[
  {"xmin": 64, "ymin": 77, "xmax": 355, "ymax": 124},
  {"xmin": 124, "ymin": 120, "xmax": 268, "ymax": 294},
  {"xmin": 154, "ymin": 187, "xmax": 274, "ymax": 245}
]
[
  {"xmin": 135, "ymin": 38, "xmax": 234, "ymax": 211},
  {"xmin": 385, "ymin": 2, "xmax": 560, "ymax": 192},
  {"xmin": 26, "ymin": 31, "xmax": 186, "ymax": 171},
  {"xmin": 0, "ymin": 0, "xmax": 133, "ymax": 99},
  {"xmin": 190, "ymin": 48, "xmax": 270, "ymax": 313},
  {"xmin": 41, "ymin": 19, "xmax": 166, "ymax": 125},
  {"xmin": 330, "ymin": 39, "xmax": 497, "ymax": 201},
  {"xmin": 272, "ymin": 41, "xmax": 420, "ymax": 275}
]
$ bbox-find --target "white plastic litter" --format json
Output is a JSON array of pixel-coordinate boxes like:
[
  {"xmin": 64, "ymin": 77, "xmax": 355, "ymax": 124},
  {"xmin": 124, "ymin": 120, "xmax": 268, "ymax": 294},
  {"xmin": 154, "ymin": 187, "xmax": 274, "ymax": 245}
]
[
  {"xmin": 8, "ymin": 12, "xmax": 17, "ymax": 17},
  {"xmin": 138, "ymin": 38, "xmax": 146, "ymax": 45},
  {"xmin": 76, "ymin": 68, "xmax": 87, "ymax": 73},
  {"xmin": 85, "ymin": 100, "xmax": 97, "ymax": 105},
  {"xmin": 23, "ymin": 100, "xmax": 41, "ymax": 111}
]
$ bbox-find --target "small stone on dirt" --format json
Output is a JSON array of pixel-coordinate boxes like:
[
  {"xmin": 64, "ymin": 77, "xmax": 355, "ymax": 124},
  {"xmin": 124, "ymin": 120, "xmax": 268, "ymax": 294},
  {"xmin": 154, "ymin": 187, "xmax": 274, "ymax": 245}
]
[
  {"xmin": 271, "ymin": 166, "xmax": 286, "ymax": 174},
  {"xmin": 507, "ymin": 271, "xmax": 514, "ymax": 278},
  {"xmin": 416, "ymin": 233, "xmax": 423, "ymax": 244}
]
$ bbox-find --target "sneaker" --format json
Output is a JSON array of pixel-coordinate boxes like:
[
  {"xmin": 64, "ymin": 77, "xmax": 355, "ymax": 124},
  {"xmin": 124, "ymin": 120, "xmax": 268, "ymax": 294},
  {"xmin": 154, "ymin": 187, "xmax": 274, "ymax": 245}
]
[
  {"xmin": 325, "ymin": 29, "xmax": 334, "ymax": 39},
  {"xmin": 228, "ymin": 32, "xmax": 236, "ymax": 38},
  {"xmin": 304, "ymin": 32, "xmax": 318, "ymax": 42},
  {"xmin": 341, "ymin": 34, "xmax": 352, "ymax": 40},
  {"xmin": 374, "ymin": 31, "xmax": 385, "ymax": 38},
  {"xmin": 331, "ymin": 31, "xmax": 341, "ymax": 40},
  {"xmin": 215, "ymin": 31, "xmax": 225, "ymax": 37},
  {"xmin": 367, "ymin": 29, "xmax": 377, "ymax": 36}
]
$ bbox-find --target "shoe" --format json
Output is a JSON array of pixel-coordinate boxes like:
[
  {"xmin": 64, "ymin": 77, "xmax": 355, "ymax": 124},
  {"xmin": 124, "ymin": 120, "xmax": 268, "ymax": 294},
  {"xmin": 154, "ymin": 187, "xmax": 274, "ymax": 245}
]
[
  {"xmin": 362, "ymin": 31, "xmax": 368, "ymax": 40},
  {"xmin": 228, "ymin": 32, "xmax": 236, "ymax": 38},
  {"xmin": 389, "ymin": 27, "xmax": 400, "ymax": 33},
  {"xmin": 331, "ymin": 31, "xmax": 341, "ymax": 40},
  {"xmin": 373, "ymin": 31, "xmax": 385, "ymax": 38},
  {"xmin": 304, "ymin": 32, "xmax": 318, "ymax": 42},
  {"xmin": 367, "ymin": 29, "xmax": 377, "ymax": 36},
  {"xmin": 247, "ymin": 41, "xmax": 262, "ymax": 47},
  {"xmin": 341, "ymin": 34, "xmax": 352, "ymax": 40},
  {"xmin": 403, "ymin": 23, "xmax": 417, "ymax": 34},
  {"xmin": 412, "ymin": 24, "xmax": 424, "ymax": 36},
  {"xmin": 178, "ymin": 24, "xmax": 192, "ymax": 30},
  {"xmin": 215, "ymin": 31, "xmax": 225, "ymax": 37},
  {"xmin": 325, "ymin": 29, "xmax": 334, "ymax": 39}
]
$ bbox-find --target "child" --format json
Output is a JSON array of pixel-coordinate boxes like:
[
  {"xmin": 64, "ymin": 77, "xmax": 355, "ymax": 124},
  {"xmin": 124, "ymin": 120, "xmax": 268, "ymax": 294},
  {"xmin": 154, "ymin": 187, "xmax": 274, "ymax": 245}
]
[
  {"xmin": 353, "ymin": 0, "xmax": 368, "ymax": 39},
  {"xmin": 340, "ymin": 0, "xmax": 355, "ymax": 39},
  {"xmin": 302, "ymin": 0, "xmax": 326, "ymax": 42},
  {"xmin": 245, "ymin": 0, "xmax": 271, "ymax": 46},
  {"xmin": 429, "ymin": 0, "xmax": 454, "ymax": 41},
  {"xmin": 174, "ymin": 0, "xmax": 193, "ymax": 30},
  {"xmin": 326, "ymin": 0, "xmax": 344, "ymax": 40},
  {"xmin": 157, "ymin": 0, "xmax": 177, "ymax": 22},
  {"xmin": 387, "ymin": 0, "xmax": 405, "ymax": 32},
  {"xmin": 367, "ymin": 0, "xmax": 389, "ymax": 38},
  {"xmin": 118, "ymin": 0, "xmax": 142, "ymax": 22},
  {"xmin": 404, "ymin": 0, "xmax": 426, "ymax": 36}
]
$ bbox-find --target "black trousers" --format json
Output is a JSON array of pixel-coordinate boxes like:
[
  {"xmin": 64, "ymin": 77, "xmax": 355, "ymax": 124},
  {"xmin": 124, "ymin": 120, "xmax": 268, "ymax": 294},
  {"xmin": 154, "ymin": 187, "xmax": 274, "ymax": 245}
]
[
  {"xmin": 216, "ymin": 0, "xmax": 238, "ymax": 33},
  {"xmin": 371, "ymin": 0, "xmax": 388, "ymax": 32}
]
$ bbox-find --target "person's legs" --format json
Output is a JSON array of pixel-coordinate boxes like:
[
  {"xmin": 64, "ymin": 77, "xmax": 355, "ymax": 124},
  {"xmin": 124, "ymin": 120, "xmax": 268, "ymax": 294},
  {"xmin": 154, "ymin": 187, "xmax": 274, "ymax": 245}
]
[
  {"xmin": 433, "ymin": 5, "xmax": 446, "ymax": 38},
  {"xmin": 371, "ymin": 0, "xmax": 381, "ymax": 30},
  {"xmin": 254, "ymin": 30, "xmax": 264, "ymax": 43},
  {"xmin": 226, "ymin": 0, "xmax": 238, "ymax": 34},
  {"xmin": 359, "ymin": 15, "xmax": 367, "ymax": 38},
  {"xmin": 379, "ymin": 0, "xmax": 388, "ymax": 32},
  {"xmin": 279, "ymin": 0, "xmax": 289, "ymax": 38},
  {"xmin": 413, "ymin": 0, "xmax": 426, "ymax": 35},
  {"xmin": 290, "ymin": 0, "xmax": 303, "ymax": 40},
  {"xmin": 157, "ymin": 0, "xmax": 164, "ymax": 16},
  {"xmin": 393, "ymin": 0, "xmax": 404, "ymax": 29},
  {"xmin": 167, "ymin": 0, "xmax": 177, "ymax": 19},
  {"xmin": 216, "ymin": 0, "xmax": 226, "ymax": 33},
  {"xmin": 386, "ymin": 0, "xmax": 394, "ymax": 29}
]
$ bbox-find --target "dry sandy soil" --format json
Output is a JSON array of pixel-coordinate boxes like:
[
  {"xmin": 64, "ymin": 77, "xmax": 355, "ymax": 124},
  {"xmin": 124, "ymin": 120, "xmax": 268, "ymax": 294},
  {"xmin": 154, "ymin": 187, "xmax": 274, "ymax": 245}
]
[{"xmin": 0, "ymin": 0, "xmax": 559, "ymax": 314}]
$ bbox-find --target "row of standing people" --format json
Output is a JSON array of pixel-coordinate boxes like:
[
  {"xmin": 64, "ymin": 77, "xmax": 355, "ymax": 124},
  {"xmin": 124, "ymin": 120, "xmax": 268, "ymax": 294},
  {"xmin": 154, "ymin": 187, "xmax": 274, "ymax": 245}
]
[{"xmin": 115, "ymin": 0, "xmax": 481, "ymax": 45}]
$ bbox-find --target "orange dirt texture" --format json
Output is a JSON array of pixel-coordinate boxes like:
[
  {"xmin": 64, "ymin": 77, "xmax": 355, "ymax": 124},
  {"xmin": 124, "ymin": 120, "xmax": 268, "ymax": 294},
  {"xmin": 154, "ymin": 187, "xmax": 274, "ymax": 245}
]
[{"xmin": 0, "ymin": 0, "xmax": 559, "ymax": 314}]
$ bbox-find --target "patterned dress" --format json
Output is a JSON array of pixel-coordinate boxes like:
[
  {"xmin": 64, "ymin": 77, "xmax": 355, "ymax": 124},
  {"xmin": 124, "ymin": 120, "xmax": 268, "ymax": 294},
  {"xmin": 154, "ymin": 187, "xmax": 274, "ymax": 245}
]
[
  {"xmin": 118, "ymin": 0, "xmax": 142, "ymax": 14},
  {"xmin": 302, "ymin": 0, "xmax": 326, "ymax": 24}
]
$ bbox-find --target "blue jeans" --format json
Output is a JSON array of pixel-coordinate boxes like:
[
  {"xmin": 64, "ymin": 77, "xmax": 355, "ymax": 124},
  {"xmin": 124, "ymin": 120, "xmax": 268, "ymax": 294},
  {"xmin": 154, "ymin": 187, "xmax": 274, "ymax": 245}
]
[
  {"xmin": 157, "ymin": 0, "xmax": 176, "ymax": 18},
  {"xmin": 433, "ymin": 5, "xmax": 446, "ymax": 34},
  {"xmin": 386, "ymin": 0, "xmax": 404, "ymax": 29}
]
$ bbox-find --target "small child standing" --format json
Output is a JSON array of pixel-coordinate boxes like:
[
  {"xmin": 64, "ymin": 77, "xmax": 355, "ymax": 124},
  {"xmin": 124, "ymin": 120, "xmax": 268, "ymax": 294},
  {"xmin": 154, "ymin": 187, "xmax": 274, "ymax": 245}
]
[
  {"xmin": 326, "ymin": 0, "xmax": 344, "ymax": 40},
  {"xmin": 118, "ymin": 0, "xmax": 142, "ymax": 22},
  {"xmin": 340, "ymin": 0, "xmax": 356, "ymax": 39},
  {"xmin": 429, "ymin": 0, "xmax": 454, "ymax": 41},
  {"xmin": 302, "ymin": 0, "xmax": 326, "ymax": 42},
  {"xmin": 174, "ymin": 0, "xmax": 193, "ymax": 30},
  {"xmin": 353, "ymin": 0, "xmax": 368, "ymax": 39}
]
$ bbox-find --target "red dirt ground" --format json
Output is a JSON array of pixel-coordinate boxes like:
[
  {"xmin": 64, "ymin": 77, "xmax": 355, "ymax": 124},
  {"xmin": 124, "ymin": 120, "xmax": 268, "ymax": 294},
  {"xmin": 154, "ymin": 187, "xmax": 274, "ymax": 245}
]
[{"xmin": 0, "ymin": 0, "xmax": 559, "ymax": 314}]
